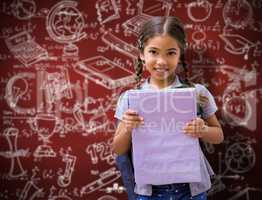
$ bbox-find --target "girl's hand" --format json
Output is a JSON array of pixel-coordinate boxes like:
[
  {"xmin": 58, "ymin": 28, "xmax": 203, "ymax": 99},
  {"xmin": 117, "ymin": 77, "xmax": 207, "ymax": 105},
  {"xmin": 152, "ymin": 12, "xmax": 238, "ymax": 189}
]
[
  {"xmin": 122, "ymin": 109, "xmax": 144, "ymax": 132},
  {"xmin": 183, "ymin": 117, "xmax": 208, "ymax": 138}
]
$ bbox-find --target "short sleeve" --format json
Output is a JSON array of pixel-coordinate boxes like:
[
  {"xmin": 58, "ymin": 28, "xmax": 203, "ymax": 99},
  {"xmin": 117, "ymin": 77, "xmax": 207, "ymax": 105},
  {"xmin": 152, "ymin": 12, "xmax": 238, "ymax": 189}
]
[
  {"xmin": 195, "ymin": 84, "xmax": 217, "ymax": 119},
  {"xmin": 114, "ymin": 91, "xmax": 129, "ymax": 120}
]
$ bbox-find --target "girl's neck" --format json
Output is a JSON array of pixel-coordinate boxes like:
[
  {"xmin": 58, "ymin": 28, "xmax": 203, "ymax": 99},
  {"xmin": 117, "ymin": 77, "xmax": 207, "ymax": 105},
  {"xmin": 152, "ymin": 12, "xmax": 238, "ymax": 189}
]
[{"xmin": 149, "ymin": 75, "xmax": 176, "ymax": 90}]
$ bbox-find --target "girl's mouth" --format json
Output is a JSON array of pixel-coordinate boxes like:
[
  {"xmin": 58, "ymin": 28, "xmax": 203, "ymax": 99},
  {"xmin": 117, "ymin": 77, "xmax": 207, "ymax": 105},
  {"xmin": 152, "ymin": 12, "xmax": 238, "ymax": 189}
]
[{"xmin": 153, "ymin": 67, "xmax": 169, "ymax": 73}]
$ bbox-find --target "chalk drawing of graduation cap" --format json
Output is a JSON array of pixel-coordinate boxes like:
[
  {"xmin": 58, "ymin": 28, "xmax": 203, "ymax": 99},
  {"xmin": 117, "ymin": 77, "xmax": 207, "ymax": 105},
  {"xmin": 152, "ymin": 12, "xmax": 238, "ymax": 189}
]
[{"xmin": 219, "ymin": 33, "xmax": 256, "ymax": 56}]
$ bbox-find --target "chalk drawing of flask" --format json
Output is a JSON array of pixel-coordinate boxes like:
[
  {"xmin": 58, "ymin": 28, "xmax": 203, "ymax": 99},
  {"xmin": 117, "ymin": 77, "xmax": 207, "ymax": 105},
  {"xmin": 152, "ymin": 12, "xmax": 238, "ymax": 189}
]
[{"xmin": 4, "ymin": 127, "xmax": 26, "ymax": 178}]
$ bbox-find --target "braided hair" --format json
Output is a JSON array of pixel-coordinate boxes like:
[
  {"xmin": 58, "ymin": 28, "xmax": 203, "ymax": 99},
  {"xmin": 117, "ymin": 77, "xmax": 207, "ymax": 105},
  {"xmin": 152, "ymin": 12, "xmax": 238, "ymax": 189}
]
[
  {"xmin": 178, "ymin": 53, "xmax": 194, "ymax": 87},
  {"xmin": 135, "ymin": 16, "xmax": 193, "ymax": 88},
  {"xmin": 135, "ymin": 36, "xmax": 145, "ymax": 88}
]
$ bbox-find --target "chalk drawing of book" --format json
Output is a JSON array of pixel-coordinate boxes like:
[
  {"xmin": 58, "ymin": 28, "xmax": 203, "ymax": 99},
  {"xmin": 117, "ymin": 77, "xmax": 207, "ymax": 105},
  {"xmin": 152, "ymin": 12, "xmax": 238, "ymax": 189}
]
[
  {"xmin": 101, "ymin": 31, "xmax": 140, "ymax": 60},
  {"xmin": 74, "ymin": 56, "xmax": 136, "ymax": 89}
]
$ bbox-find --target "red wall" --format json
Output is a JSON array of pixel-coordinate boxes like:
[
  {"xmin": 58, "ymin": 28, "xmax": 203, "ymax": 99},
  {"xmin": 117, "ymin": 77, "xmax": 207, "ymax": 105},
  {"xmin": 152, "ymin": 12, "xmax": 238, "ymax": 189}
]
[{"xmin": 0, "ymin": 0, "xmax": 261, "ymax": 199}]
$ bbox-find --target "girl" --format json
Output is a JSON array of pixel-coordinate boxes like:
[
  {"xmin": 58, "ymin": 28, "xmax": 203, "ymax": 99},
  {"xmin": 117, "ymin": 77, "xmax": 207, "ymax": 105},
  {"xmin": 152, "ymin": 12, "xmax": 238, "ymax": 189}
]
[{"xmin": 112, "ymin": 16, "xmax": 224, "ymax": 200}]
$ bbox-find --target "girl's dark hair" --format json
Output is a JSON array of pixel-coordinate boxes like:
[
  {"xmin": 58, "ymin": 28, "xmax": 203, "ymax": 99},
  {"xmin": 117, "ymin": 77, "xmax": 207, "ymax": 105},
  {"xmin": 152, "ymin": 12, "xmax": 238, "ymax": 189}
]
[{"xmin": 135, "ymin": 16, "xmax": 192, "ymax": 87}]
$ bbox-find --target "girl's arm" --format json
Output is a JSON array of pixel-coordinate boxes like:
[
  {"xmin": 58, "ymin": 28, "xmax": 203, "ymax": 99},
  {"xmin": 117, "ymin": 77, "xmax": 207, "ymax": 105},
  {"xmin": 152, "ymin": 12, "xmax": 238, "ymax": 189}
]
[
  {"xmin": 112, "ymin": 109, "xmax": 144, "ymax": 155},
  {"xmin": 112, "ymin": 121, "xmax": 132, "ymax": 155},
  {"xmin": 201, "ymin": 114, "xmax": 224, "ymax": 144},
  {"xmin": 183, "ymin": 114, "xmax": 224, "ymax": 144}
]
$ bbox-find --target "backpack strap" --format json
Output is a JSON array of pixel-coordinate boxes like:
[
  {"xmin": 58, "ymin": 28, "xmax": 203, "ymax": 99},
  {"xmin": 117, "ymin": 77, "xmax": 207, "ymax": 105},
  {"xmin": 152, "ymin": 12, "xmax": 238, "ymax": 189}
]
[
  {"xmin": 115, "ymin": 152, "xmax": 137, "ymax": 200},
  {"xmin": 115, "ymin": 119, "xmax": 137, "ymax": 200}
]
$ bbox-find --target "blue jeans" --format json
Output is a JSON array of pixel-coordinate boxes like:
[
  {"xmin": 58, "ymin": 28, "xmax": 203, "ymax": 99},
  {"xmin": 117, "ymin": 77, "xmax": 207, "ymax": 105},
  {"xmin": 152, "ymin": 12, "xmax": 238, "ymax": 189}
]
[{"xmin": 136, "ymin": 183, "xmax": 207, "ymax": 200}]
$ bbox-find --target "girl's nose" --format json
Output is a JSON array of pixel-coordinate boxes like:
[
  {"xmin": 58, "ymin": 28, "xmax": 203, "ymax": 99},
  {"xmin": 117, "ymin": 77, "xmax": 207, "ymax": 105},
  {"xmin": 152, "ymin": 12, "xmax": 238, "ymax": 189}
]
[{"xmin": 156, "ymin": 56, "xmax": 167, "ymax": 65}]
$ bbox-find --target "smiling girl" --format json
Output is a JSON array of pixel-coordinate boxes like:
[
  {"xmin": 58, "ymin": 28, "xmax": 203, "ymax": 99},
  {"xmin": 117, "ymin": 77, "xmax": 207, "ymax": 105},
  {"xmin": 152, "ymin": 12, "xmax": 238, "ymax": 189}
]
[{"xmin": 112, "ymin": 16, "xmax": 224, "ymax": 200}]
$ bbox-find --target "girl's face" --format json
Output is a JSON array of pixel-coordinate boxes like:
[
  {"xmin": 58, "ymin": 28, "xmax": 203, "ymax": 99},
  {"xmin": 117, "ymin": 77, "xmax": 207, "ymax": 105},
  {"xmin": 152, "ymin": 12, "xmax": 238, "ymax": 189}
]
[{"xmin": 140, "ymin": 34, "xmax": 181, "ymax": 86}]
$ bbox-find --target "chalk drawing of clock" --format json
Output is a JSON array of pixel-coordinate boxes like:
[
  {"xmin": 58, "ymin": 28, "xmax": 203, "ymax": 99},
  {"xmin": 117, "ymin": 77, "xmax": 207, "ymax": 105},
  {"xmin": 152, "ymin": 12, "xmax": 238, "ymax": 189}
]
[{"xmin": 223, "ymin": 0, "xmax": 253, "ymax": 29}]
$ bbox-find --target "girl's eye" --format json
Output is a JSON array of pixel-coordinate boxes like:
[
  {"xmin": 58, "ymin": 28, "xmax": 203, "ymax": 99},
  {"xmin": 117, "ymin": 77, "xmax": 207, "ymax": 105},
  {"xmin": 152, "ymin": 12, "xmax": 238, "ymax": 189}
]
[
  {"xmin": 167, "ymin": 51, "xmax": 176, "ymax": 56},
  {"xmin": 148, "ymin": 50, "xmax": 157, "ymax": 55}
]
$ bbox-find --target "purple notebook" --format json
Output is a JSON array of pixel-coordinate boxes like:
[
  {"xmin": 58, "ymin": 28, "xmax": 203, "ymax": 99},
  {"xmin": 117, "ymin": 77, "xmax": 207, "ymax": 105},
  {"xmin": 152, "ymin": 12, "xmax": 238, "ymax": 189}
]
[{"xmin": 128, "ymin": 88, "xmax": 201, "ymax": 185}]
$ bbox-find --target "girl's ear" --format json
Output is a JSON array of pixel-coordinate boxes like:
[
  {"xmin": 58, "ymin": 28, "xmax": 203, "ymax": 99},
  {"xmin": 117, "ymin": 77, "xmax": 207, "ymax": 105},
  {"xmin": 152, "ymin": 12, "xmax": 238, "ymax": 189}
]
[
  {"xmin": 139, "ymin": 53, "xmax": 146, "ymax": 71},
  {"xmin": 139, "ymin": 53, "xmax": 145, "ymax": 62}
]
